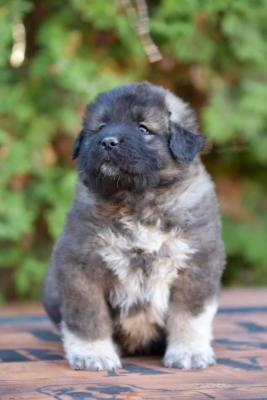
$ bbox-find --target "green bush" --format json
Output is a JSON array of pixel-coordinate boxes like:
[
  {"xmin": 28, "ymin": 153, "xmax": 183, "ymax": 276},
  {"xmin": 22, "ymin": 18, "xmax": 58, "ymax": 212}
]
[{"xmin": 1, "ymin": 0, "xmax": 267, "ymax": 301}]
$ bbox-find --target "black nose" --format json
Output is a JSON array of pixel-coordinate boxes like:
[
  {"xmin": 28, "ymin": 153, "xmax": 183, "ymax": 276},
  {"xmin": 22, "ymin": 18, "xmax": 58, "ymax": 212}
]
[{"xmin": 101, "ymin": 137, "xmax": 119, "ymax": 150}]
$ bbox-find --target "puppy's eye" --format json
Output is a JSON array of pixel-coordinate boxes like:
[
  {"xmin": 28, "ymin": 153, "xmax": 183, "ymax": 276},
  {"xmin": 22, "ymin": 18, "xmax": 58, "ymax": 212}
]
[
  {"xmin": 98, "ymin": 123, "xmax": 107, "ymax": 131},
  {"xmin": 138, "ymin": 124, "xmax": 152, "ymax": 135}
]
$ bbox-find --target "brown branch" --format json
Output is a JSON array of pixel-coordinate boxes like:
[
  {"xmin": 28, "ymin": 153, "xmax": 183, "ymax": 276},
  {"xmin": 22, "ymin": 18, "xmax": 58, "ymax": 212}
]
[{"xmin": 121, "ymin": 0, "xmax": 162, "ymax": 63}]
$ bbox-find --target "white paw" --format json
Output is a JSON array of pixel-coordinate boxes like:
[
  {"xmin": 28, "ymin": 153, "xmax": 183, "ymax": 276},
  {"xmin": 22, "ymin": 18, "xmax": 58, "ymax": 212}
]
[
  {"xmin": 68, "ymin": 348, "xmax": 122, "ymax": 371},
  {"xmin": 61, "ymin": 323, "xmax": 121, "ymax": 371},
  {"xmin": 163, "ymin": 344, "xmax": 215, "ymax": 370}
]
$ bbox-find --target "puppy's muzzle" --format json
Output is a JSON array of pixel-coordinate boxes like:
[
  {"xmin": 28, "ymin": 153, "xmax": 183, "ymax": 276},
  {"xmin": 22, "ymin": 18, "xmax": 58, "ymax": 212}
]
[{"xmin": 101, "ymin": 137, "xmax": 119, "ymax": 150}]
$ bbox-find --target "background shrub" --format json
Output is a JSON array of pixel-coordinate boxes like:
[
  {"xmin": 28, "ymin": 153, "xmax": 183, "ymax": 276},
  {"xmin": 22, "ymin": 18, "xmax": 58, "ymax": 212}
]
[{"xmin": 1, "ymin": 0, "xmax": 267, "ymax": 301}]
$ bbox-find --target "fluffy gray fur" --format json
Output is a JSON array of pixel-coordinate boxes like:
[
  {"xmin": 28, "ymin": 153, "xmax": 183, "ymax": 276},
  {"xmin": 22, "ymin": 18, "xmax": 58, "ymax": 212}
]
[{"xmin": 43, "ymin": 82, "xmax": 225, "ymax": 371}]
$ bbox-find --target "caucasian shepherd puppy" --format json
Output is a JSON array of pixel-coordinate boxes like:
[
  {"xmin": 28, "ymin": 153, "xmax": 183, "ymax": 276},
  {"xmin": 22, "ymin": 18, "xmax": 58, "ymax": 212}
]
[{"xmin": 43, "ymin": 82, "xmax": 225, "ymax": 371}]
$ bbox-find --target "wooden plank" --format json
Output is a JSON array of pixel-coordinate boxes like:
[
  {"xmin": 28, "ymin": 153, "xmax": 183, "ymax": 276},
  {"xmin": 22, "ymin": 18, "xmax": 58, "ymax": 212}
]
[{"xmin": 0, "ymin": 289, "xmax": 267, "ymax": 399}]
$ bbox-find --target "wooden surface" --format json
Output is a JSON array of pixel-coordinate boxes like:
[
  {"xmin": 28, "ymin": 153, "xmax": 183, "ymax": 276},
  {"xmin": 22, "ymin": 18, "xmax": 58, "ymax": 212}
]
[{"xmin": 0, "ymin": 289, "xmax": 267, "ymax": 399}]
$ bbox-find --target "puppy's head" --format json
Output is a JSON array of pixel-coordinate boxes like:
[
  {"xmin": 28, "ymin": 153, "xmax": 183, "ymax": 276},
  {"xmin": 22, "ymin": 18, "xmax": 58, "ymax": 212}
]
[{"xmin": 73, "ymin": 82, "xmax": 204, "ymax": 195}]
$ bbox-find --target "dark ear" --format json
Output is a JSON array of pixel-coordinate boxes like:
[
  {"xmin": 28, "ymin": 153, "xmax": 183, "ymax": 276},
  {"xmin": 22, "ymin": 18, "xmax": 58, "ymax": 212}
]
[
  {"xmin": 72, "ymin": 130, "xmax": 84, "ymax": 160},
  {"xmin": 169, "ymin": 124, "xmax": 205, "ymax": 164}
]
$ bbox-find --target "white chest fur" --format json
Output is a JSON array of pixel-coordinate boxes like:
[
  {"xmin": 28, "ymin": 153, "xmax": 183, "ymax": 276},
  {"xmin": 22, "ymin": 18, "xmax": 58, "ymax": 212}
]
[{"xmin": 97, "ymin": 218, "xmax": 194, "ymax": 326}]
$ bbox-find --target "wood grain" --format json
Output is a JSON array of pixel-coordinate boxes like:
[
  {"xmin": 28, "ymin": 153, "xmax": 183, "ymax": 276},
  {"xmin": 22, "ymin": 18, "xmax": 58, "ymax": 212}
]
[{"xmin": 0, "ymin": 289, "xmax": 267, "ymax": 399}]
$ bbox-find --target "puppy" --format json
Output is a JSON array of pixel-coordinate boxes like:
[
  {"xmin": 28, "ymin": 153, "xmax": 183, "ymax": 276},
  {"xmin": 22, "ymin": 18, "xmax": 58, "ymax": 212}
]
[{"xmin": 43, "ymin": 82, "xmax": 225, "ymax": 371}]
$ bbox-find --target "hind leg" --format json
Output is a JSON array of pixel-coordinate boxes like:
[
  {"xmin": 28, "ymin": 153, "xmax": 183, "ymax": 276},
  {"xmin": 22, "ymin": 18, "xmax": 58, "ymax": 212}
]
[{"xmin": 43, "ymin": 265, "xmax": 61, "ymax": 327}]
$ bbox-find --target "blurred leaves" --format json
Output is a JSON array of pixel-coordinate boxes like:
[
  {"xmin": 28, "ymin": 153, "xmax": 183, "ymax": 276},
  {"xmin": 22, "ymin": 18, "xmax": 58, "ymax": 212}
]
[{"xmin": 0, "ymin": 0, "xmax": 267, "ymax": 300}]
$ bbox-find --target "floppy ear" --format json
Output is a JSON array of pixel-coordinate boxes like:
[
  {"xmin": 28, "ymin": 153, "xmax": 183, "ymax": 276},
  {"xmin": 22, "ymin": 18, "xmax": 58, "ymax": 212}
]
[
  {"xmin": 169, "ymin": 124, "xmax": 205, "ymax": 164},
  {"xmin": 72, "ymin": 130, "xmax": 84, "ymax": 160}
]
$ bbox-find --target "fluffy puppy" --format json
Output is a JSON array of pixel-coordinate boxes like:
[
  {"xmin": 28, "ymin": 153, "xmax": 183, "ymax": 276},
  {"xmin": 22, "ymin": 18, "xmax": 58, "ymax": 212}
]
[{"xmin": 43, "ymin": 82, "xmax": 225, "ymax": 371}]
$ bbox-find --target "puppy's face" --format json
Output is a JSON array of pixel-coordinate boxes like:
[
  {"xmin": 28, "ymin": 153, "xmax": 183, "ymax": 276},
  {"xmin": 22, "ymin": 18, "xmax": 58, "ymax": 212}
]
[{"xmin": 73, "ymin": 82, "xmax": 204, "ymax": 196}]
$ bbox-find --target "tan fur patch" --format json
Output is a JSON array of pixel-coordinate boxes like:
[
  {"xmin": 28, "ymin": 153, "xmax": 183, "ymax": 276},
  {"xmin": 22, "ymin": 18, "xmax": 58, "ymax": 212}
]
[
  {"xmin": 165, "ymin": 91, "xmax": 189, "ymax": 124},
  {"xmin": 158, "ymin": 165, "xmax": 213, "ymax": 214},
  {"xmin": 118, "ymin": 311, "xmax": 158, "ymax": 353}
]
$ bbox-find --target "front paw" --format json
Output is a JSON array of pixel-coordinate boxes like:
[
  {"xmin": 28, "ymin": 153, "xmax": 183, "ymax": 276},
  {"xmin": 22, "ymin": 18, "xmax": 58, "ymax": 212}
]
[
  {"xmin": 68, "ymin": 349, "xmax": 122, "ymax": 371},
  {"xmin": 61, "ymin": 324, "xmax": 121, "ymax": 371},
  {"xmin": 163, "ymin": 344, "xmax": 215, "ymax": 370}
]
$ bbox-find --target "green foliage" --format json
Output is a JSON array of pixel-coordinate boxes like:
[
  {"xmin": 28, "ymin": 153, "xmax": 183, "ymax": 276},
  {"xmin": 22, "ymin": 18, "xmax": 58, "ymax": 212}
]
[{"xmin": 1, "ymin": 0, "xmax": 267, "ymax": 300}]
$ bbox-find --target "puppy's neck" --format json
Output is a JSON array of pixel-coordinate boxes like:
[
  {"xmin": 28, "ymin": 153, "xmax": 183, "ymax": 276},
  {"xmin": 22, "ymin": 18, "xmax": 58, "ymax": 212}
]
[{"xmin": 75, "ymin": 160, "xmax": 201, "ymax": 214}]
